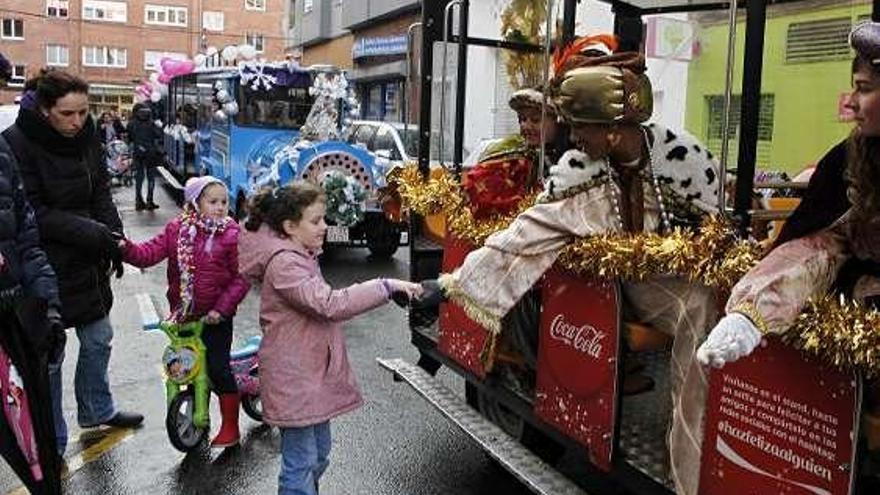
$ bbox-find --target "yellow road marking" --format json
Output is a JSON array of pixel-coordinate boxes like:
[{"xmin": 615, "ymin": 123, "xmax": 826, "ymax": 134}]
[{"xmin": 5, "ymin": 427, "xmax": 135, "ymax": 495}]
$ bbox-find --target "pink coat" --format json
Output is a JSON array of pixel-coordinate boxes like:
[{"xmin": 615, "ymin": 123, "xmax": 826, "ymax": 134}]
[
  {"xmin": 238, "ymin": 225, "xmax": 388, "ymax": 427},
  {"xmin": 123, "ymin": 217, "xmax": 250, "ymax": 318}
]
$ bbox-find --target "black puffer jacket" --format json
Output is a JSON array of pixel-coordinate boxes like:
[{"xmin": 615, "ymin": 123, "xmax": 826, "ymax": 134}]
[
  {"xmin": 2, "ymin": 108, "xmax": 122, "ymax": 326},
  {"xmin": 0, "ymin": 135, "xmax": 59, "ymax": 309}
]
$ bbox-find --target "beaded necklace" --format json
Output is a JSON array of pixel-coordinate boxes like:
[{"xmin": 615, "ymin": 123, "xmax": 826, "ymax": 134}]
[{"xmin": 603, "ymin": 127, "xmax": 672, "ymax": 234}]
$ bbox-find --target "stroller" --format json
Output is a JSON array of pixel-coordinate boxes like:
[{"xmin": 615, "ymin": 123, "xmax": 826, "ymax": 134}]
[{"xmin": 105, "ymin": 139, "xmax": 133, "ymax": 187}]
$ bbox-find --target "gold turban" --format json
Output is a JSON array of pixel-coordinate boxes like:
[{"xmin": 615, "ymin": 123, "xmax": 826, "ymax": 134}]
[{"xmin": 553, "ymin": 51, "xmax": 653, "ymax": 125}]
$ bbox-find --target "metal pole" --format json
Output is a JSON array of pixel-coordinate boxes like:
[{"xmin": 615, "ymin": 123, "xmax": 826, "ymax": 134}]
[
  {"xmin": 417, "ymin": 2, "xmax": 443, "ymax": 175},
  {"xmin": 537, "ymin": 0, "xmax": 555, "ymax": 180},
  {"xmin": 439, "ymin": 0, "xmax": 462, "ymax": 170},
  {"xmin": 562, "ymin": 0, "xmax": 576, "ymax": 46},
  {"xmin": 733, "ymin": 0, "xmax": 767, "ymax": 235},
  {"xmin": 718, "ymin": 0, "xmax": 738, "ymax": 215},
  {"xmin": 404, "ymin": 22, "xmax": 422, "ymax": 140},
  {"xmin": 452, "ymin": 0, "xmax": 469, "ymax": 173},
  {"xmin": 874, "ymin": 0, "xmax": 880, "ymax": 22}
]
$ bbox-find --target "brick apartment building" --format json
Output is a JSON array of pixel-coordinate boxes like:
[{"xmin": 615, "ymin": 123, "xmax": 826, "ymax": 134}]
[{"xmin": 0, "ymin": 0, "xmax": 294, "ymax": 112}]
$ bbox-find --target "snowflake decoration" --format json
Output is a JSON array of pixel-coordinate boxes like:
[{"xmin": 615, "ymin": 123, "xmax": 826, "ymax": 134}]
[{"xmin": 238, "ymin": 61, "xmax": 278, "ymax": 91}]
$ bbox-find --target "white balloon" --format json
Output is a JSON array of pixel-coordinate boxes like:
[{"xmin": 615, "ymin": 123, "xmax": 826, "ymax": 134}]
[
  {"xmin": 155, "ymin": 82, "xmax": 169, "ymax": 96},
  {"xmin": 214, "ymin": 110, "xmax": 227, "ymax": 120},
  {"xmin": 238, "ymin": 44, "xmax": 257, "ymax": 61},
  {"xmin": 193, "ymin": 54, "xmax": 207, "ymax": 67},
  {"xmin": 206, "ymin": 46, "xmax": 218, "ymax": 56},
  {"xmin": 150, "ymin": 91, "xmax": 162, "ymax": 103},
  {"xmin": 215, "ymin": 89, "xmax": 229, "ymax": 102},
  {"xmin": 149, "ymin": 72, "xmax": 160, "ymax": 83},
  {"xmin": 222, "ymin": 101, "xmax": 239, "ymax": 116},
  {"xmin": 221, "ymin": 45, "xmax": 239, "ymax": 62}
]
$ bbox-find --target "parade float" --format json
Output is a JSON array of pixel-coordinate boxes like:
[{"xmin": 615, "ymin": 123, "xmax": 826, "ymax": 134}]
[{"xmin": 138, "ymin": 46, "xmax": 405, "ymax": 258}]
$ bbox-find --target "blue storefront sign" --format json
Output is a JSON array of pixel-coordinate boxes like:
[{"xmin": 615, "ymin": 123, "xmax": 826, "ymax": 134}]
[{"xmin": 352, "ymin": 35, "xmax": 408, "ymax": 59}]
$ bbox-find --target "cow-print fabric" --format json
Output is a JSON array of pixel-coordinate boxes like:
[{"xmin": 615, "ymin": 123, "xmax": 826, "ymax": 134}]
[{"xmin": 539, "ymin": 123, "xmax": 722, "ymax": 226}]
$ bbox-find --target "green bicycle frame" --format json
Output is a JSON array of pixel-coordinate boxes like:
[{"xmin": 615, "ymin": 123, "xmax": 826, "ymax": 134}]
[{"xmin": 159, "ymin": 320, "xmax": 210, "ymax": 429}]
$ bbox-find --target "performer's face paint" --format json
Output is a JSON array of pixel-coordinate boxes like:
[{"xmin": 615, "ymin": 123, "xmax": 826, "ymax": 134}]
[
  {"xmin": 517, "ymin": 108, "xmax": 558, "ymax": 148},
  {"xmin": 569, "ymin": 124, "xmax": 612, "ymax": 161},
  {"xmin": 849, "ymin": 65, "xmax": 880, "ymax": 137}
]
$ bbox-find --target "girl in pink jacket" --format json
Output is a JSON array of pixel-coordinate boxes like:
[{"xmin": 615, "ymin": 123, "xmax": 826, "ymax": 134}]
[
  {"xmin": 238, "ymin": 182, "xmax": 421, "ymax": 495},
  {"xmin": 121, "ymin": 176, "xmax": 250, "ymax": 448}
]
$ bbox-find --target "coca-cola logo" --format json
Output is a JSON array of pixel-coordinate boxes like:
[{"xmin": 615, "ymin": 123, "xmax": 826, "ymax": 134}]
[{"xmin": 549, "ymin": 314, "xmax": 606, "ymax": 359}]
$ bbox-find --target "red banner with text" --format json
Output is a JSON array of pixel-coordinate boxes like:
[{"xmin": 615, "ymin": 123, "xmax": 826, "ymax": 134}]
[{"xmin": 699, "ymin": 336, "xmax": 859, "ymax": 495}]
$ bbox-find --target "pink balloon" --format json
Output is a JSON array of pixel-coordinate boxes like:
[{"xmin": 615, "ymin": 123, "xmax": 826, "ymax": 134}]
[
  {"xmin": 158, "ymin": 72, "xmax": 172, "ymax": 84},
  {"xmin": 160, "ymin": 58, "xmax": 195, "ymax": 77}
]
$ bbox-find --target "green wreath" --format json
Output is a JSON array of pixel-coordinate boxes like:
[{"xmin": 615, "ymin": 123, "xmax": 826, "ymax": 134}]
[{"xmin": 322, "ymin": 170, "xmax": 367, "ymax": 227}]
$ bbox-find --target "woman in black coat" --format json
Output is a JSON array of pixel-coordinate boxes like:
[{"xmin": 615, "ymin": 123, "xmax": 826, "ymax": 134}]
[{"xmin": 1, "ymin": 69, "xmax": 143, "ymax": 457}]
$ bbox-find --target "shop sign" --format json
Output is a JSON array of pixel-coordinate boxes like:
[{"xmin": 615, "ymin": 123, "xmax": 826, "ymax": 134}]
[{"xmin": 353, "ymin": 35, "xmax": 408, "ymax": 59}]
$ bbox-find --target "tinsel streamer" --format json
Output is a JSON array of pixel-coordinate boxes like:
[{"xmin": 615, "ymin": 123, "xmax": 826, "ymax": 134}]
[
  {"xmin": 395, "ymin": 165, "xmax": 761, "ymax": 289},
  {"xmin": 395, "ymin": 166, "xmax": 538, "ymax": 246},
  {"xmin": 785, "ymin": 295, "xmax": 880, "ymax": 378}
]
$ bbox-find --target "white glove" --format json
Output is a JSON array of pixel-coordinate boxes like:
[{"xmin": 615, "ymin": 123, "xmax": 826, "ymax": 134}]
[{"xmin": 696, "ymin": 313, "xmax": 763, "ymax": 368}]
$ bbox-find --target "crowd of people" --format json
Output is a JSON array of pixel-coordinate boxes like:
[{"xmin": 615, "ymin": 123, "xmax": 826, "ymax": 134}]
[{"xmin": 1, "ymin": 18, "xmax": 880, "ymax": 495}]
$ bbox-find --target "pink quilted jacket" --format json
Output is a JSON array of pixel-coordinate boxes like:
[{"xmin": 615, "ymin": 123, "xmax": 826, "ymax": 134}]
[
  {"xmin": 238, "ymin": 225, "xmax": 389, "ymax": 427},
  {"xmin": 123, "ymin": 217, "xmax": 250, "ymax": 318}
]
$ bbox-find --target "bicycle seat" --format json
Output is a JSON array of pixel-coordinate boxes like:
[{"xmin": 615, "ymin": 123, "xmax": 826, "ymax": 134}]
[{"xmin": 230, "ymin": 335, "xmax": 262, "ymax": 360}]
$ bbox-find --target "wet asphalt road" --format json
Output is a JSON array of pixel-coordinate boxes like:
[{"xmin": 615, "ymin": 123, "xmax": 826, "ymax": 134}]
[{"xmin": 0, "ymin": 180, "xmax": 536, "ymax": 495}]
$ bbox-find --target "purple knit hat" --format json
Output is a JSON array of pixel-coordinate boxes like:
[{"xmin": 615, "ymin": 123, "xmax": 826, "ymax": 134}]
[{"xmin": 184, "ymin": 175, "xmax": 226, "ymax": 207}]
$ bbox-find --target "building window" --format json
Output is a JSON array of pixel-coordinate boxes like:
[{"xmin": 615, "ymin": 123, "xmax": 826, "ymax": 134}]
[
  {"xmin": 144, "ymin": 50, "xmax": 187, "ymax": 70},
  {"xmin": 202, "ymin": 11, "xmax": 224, "ymax": 32},
  {"xmin": 46, "ymin": 44, "xmax": 69, "ymax": 66},
  {"xmin": 706, "ymin": 94, "xmax": 775, "ymax": 142},
  {"xmin": 245, "ymin": 0, "xmax": 266, "ymax": 11},
  {"xmin": 1, "ymin": 19, "xmax": 24, "ymax": 39},
  {"xmin": 145, "ymin": 5, "xmax": 187, "ymax": 27},
  {"xmin": 47, "ymin": 0, "xmax": 70, "ymax": 18},
  {"xmin": 245, "ymin": 33, "xmax": 265, "ymax": 53},
  {"xmin": 83, "ymin": 46, "xmax": 127, "ymax": 68},
  {"xmin": 785, "ymin": 17, "xmax": 851, "ymax": 64},
  {"xmin": 82, "ymin": 0, "xmax": 127, "ymax": 23},
  {"xmin": 8, "ymin": 65, "xmax": 25, "ymax": 87},
  {"xmin": 304, "ymin": 0, "xmax": 313, "ymax": 13}
]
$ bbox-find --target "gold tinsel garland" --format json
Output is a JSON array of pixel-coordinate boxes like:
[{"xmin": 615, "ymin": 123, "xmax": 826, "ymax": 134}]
[
  {"xmin": 396, "ymin": 166, "xmax": 880, "ymax": 377},
  {"xmin": 395, "ymin": 165, "xmax": 538, "ymax": 246},
  {"xmin": 396, "ymin": 166, "xmax": 761, "ymax": 289},
  {"xmin": 786, "ymin": 295, "xmax": 880, "ymax": 378}
]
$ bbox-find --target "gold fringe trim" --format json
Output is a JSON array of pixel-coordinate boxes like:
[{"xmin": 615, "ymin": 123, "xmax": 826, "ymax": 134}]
[
  {"xmin": 438, "ymin": 273, "xmax": 502, "ymax": 336},
  {"xmin": 785, "ymin": 295, "xmax": 880, "ymax": 378},
  {"xmin": 729, "ymin": 302, "xmax": 771, "ymax": 336}
]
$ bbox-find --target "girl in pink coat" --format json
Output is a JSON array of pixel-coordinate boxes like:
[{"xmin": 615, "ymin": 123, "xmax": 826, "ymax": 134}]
[
  {"xmin": 238, "ymin": 181, "xmax": 421, "ymax": 495},
  {"xmin": 121, "ymin": 176, "xmax": 250, "ymax": 448}
]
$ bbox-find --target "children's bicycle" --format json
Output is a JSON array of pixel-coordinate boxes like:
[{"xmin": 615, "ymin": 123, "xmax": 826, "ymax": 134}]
[{"xmin": 158, "ymin": 320, "xmax": 263, "ymax": 452}]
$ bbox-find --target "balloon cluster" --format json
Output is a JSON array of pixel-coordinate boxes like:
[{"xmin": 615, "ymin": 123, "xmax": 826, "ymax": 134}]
[
  {"xmin": 132, "ymin": 44, "xmax": 259, "ymax": 108},
  {"xmin": 134, "ymin": 57, "xmax": 196, "ymax": 105},
  {"xmin": 212, "ymin": 80, "xmax": 239, "ymax": 120}
]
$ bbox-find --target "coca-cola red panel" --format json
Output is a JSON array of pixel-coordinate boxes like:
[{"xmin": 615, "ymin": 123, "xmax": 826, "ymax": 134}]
[
  {"xmin": 438, "ymin": 236, "xmax": 488, "ymax": 378},
  {"xmin": 699, "ymin": 336, "xmax": 859, "ymax": 495},
  {"xmin": 535, "ymin": 267, "xmax": 620, "ymax": 471}
]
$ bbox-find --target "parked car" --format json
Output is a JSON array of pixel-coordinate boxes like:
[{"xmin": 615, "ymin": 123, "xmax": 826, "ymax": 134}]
[{"xmin": 346, "ymin": 120, "xmax": 463, "ymax": 170}]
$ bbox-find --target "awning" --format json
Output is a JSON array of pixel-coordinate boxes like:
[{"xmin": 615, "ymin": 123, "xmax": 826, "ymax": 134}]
[{"xmin": 348, "ymin": 60, "xmax": 407, "ymax": 82}]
